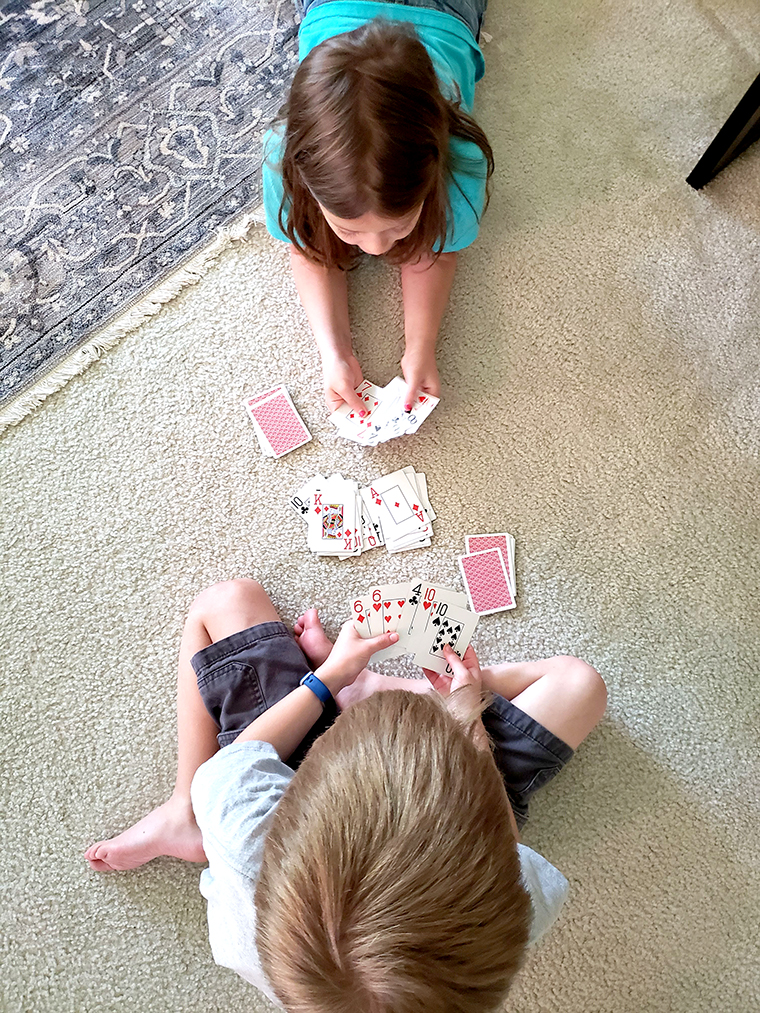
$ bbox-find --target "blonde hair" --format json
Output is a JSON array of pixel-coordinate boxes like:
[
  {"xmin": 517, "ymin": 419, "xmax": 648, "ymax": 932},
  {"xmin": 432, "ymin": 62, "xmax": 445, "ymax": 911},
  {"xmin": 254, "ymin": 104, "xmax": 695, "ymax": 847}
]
[{"xmin": 255, "ymin": 690, "xmax": 530, "ymax": 1013}]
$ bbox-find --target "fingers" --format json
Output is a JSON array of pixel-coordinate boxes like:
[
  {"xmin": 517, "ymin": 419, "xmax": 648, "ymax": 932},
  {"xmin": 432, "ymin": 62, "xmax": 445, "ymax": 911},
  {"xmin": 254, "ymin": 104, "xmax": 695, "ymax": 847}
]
[
  {"xmin": 402, "ymin": 381, "xmax": 417, "ymax": 413},
  {"xmin": 442, "ymin": 643, "xmax": 468, "ymax": 674},
  {"xmin": 369, "ymin": 631, "xmax": 399, "ymax": 650},
  {"xmin": 343, "ymin": 387, "xmax": 368, "ymax": 414}
]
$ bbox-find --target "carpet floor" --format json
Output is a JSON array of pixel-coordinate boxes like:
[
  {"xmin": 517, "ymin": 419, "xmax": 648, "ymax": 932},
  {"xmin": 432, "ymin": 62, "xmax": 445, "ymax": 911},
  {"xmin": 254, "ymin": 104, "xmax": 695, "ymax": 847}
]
[{"xmin": 1, "ymin": 1, "xmax": 758, "ymax": 1011}]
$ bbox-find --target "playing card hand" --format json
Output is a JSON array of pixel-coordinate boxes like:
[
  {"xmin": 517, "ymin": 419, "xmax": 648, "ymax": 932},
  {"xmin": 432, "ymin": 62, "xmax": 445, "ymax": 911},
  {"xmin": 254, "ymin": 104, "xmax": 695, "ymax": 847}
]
[
  {"xmin": 400, "ymin": 352, "xmax": 440, "ymax": 412},
  {"xmin": 315, "ymin": 620, "xmax": 399, "ymax": 692},
  {"xmin": 322, "ymin": 353, "xmax": 366, "ymax": 414}
]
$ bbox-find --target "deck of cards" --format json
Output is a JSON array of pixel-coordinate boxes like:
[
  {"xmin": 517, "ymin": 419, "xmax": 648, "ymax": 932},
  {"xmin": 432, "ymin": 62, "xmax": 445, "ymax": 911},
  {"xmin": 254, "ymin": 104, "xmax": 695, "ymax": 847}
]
[
  {"xmin": 458, "ymin": 533, "xmax": 517, "ymax": 615},
  {"xmin": 290, "ymin": 467, "xmax": 436, "ymax": 557},
  {"xmin": 351, "ymin": 580, "xmax": 479, "ymax": 674},
  {"xmin": 329, "ymin": 377, "xmax": 439, "ymax": 445},
  {"xmin": 243, "ymin": 384, "xmax": 311, "ymax": 458}
]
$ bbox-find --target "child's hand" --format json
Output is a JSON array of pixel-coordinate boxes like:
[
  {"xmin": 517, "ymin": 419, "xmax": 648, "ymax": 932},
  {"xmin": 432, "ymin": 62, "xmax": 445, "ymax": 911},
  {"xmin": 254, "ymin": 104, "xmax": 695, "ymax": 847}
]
[
  {"xmin": 400, "ymin": 351, "xmax": 440, "ymax": 412},
  {"xmin": 322, "ymin": 352, "xmax": 366, "ymax": 414},
  {"xmin": 425, "ymin": 646, "xmax": 487, "ymax": 731},
  {"xmin": 423, "ymin": 645, "xmax": 482, "ymax": 697},
  {"xmin": 315, "ymin": 621, "xmax": 399, "ymax": 694}
]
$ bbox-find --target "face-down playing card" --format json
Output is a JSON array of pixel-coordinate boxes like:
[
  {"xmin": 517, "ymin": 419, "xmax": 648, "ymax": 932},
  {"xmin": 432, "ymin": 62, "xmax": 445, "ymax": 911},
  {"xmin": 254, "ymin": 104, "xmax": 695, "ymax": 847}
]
[
  {"xmin": 246, "ymin": 389, "xmax": 311, "ymax": 458},
  {"xmin": 458, "ymin": 547, "xmax": 516, "ymax": 615},
  {"xmin": 465, "ymin": 533, "xmax": 516, "ymax": 598}
]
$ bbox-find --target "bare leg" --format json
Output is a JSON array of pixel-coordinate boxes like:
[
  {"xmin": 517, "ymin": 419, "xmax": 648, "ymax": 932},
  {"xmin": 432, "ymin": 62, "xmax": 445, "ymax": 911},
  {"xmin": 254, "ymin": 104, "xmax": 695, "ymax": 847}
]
[
  {"xmin": 86, "ymin": 580, "xmax": 281, "ymax": 871},
  {"xmin": 482, "ymin": 655, "xmax": 607, "ymax": 751},
  {"xmin": 293, "ymin": 609, "xmax": 431, "ymax": 710}
]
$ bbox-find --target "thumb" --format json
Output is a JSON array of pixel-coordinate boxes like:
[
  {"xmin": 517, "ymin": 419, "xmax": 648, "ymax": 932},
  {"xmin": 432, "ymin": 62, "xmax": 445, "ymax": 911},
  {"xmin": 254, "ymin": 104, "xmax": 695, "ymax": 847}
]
[
  {"xmin": 442, "ymin": 644, "xmax": 469, "ymax": 680},
  {"xmin": 368, "ymin": 630, "xmax": 399, "ymax": 652},
  {"xmin": 402, "ymin": 381, "xmax": 417, "ymax": 413},
  {"xmin": 344, "ymin": 387, "xmax": 369, "ymax": 416}
]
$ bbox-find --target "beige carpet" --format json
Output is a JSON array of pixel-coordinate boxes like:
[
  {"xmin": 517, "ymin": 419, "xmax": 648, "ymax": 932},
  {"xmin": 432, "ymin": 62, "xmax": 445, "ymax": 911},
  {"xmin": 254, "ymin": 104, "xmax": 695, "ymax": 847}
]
[{"xmin": 2, "ymin": 1, "xmax": 759, "ymax": 1011}]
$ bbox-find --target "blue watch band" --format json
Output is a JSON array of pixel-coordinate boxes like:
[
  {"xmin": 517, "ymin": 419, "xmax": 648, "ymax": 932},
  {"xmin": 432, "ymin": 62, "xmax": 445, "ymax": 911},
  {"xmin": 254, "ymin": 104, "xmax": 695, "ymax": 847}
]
[{"xmin": 299, "ymin": 671, "xmax": 333, "ymax": 707}]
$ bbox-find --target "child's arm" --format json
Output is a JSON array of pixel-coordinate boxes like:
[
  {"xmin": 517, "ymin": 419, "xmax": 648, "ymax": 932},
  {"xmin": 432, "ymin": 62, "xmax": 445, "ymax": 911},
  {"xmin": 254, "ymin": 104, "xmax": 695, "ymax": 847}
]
[
  {"xmin": 289, "ymin": 246, "xmax": 366, "ymax": 414},
  {"xmin": 400, "ymin": 251, "xmax": 457, "ymax": 408},
  {"xmin": 234, "ymin": 623, "xmax": 398, "ymax": 760}
]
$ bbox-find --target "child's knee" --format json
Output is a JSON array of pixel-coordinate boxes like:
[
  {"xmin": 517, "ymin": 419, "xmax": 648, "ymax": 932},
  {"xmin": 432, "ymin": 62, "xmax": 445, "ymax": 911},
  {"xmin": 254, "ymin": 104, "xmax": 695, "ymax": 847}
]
[
  {"xmin": 190, "ymin": 578, "xmax": 266, "ymax": 619},
  {"xmin": 553, "ymin": 656, "xmax": 608, "ymax": 717}
]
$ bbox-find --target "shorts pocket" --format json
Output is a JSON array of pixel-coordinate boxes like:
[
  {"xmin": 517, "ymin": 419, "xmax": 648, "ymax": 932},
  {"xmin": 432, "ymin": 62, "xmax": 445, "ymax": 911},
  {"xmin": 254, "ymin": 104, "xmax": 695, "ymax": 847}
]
[{"xmin": 198, "ymin": 661, "xmax": 266, "ymax": 737}]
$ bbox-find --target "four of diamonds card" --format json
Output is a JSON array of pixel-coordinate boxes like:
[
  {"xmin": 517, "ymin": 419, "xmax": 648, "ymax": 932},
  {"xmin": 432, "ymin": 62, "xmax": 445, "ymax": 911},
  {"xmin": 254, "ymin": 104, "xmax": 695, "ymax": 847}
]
[
  {"xmin": 351, "ymin": 581, "xmax": 479, "ymax": 674},
  {"xmin": 243, "ymin": 384, "xmax": 311, "ymax": 458},
  {"xmin": 330, "ymin": 378, "xmax": 439, "ymax": 445},
  {"xmin": 289, "ymin": 468, "xmax": 436, "ymax": 557}
]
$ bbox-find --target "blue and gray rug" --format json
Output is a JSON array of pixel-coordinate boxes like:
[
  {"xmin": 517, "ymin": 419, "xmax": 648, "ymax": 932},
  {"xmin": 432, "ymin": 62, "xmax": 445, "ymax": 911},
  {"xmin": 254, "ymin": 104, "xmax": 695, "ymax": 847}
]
[{"xmin": 0, "ymin": 0, "xmax": 299, "ymax": 412}]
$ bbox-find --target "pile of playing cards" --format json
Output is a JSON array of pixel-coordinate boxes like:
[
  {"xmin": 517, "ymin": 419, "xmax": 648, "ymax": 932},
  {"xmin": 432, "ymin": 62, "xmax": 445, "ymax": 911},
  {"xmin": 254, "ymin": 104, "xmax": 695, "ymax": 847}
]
[
  {"xmin": 290, "ymin": 467, "xmax": 435, "ymax": 557},
  {"xmin": 352, "ymin": 581, "xmax": 479, "ymax": 674},
  {"xmin": 458, "ymin": 533, "xmax": 517, "ymax": 615},
  {"xmin": 330, "ymin": 378, "xmax": 439, "ymax": 445},
  {"xmin": 243, "ymin": 384, "xmax": 311, "ymax": 458}
]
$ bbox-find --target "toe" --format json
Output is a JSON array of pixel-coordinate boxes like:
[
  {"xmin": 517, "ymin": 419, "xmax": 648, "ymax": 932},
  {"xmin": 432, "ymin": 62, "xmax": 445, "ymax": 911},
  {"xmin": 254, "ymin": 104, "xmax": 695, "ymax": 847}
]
[
  {"xmin": 87, "ymin": 856, "xmax": 115, "ymax": 872},
  {"xmin": 302, "ymin": 608, "xmax": 322, "ymax": 630}
]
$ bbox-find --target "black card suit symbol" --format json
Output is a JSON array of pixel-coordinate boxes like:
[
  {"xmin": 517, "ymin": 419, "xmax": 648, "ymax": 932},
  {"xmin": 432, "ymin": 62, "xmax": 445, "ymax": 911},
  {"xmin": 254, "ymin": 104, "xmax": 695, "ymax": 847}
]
[{"xmin": 432, "ymin": 617, "xmax": 441, "ymax": 626}]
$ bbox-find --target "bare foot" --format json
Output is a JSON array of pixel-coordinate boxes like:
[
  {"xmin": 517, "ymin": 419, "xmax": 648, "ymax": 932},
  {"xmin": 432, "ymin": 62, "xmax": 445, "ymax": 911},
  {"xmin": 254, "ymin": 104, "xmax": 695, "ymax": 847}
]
[
  {"xmin": 85, "ymin": 796, "xmax": 206, "ymax": 872},
  {"xmin": 293, "ymin": 608, "xmax": 334, "ymax": 668}
]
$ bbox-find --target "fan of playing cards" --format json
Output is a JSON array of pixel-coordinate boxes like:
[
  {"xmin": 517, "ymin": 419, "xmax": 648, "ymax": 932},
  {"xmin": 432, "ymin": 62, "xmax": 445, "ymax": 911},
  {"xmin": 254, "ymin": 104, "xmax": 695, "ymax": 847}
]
[
  {"xmin": 330, "ymin": 378, "xmax": 439, "ymax": 445},
  {"xmin": 352, "ymin": 581, "xmax": 479, "ymax": 674},
  {"xmin": 290, "ymin": 467, "xmax": 435, "ymax": 557}
]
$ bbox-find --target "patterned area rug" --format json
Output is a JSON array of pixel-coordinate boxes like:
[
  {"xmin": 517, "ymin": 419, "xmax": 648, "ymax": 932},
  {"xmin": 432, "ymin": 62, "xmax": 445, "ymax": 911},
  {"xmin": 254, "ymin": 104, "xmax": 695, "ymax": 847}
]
[{"xmin": 0, "ymin": 0, "xmax": 299, "ymax": 419}]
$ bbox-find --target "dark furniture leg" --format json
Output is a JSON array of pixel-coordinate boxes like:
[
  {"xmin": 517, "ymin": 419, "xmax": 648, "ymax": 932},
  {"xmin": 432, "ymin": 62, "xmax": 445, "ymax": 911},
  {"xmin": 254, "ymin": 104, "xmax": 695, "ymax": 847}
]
[{"xmin": 687, "ymin": 71, "xmax": 760, "ymax": 189}]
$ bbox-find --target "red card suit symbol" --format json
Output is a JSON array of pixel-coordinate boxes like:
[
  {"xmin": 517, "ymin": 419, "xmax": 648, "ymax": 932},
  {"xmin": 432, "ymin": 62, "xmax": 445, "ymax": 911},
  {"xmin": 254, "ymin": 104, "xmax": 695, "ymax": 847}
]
[
  {"xmin": 385, "ymin": 615, "xmax": 391, "ymax": 623},
  {"xmin": 373, "ymin": 603, "xmax": 382, "ymax": 611},
  {"xmin": 394, "ymin": 501, "xmax": 400, "ymax": 508},
  {"xmin": 375, "ymin": 497, "xmax": 381, "ymax": 505},
  {"xmin": 423, "ymin": 601, "xmax": 432, "ymax": 610},
  {"xmin": 412, "ymin": 504, "xmax": 419, "ymax": 511},
  {"xmin": 397, "ymin": 600, "xmax": 404, "ymax": 607},
  {"xmin": 357, "ymin": 614, "xmax": 365, "ymax": 623},
  {"xmin": 384, "ymin": 601, "xmax": 390, "ymax": 608}
]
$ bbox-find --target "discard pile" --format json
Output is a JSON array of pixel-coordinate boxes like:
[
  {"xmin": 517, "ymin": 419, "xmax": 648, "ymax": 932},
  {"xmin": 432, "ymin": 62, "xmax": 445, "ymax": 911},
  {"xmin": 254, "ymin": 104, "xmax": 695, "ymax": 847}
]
[{"xmin": 290, "ymin": 467, "xmax": 435, "ymax": 557}]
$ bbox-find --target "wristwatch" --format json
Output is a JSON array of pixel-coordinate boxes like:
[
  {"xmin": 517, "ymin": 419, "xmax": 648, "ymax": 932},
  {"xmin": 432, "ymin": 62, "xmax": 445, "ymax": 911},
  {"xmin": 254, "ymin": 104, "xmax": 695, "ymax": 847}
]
[{"xmin": 299, "ymin": 671, "xmax": 333, "ymax": 707}]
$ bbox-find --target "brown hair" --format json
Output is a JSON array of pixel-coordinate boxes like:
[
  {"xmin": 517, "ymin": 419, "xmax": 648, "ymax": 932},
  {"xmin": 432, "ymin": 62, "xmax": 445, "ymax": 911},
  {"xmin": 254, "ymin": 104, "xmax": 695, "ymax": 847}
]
[
  {"xmin": 275, "ymin": 18, "xmax": 495, "ymax": 269},
  {"xmin": 255, "ymin": 690, "xmax": 531, "ymax": 1013}
]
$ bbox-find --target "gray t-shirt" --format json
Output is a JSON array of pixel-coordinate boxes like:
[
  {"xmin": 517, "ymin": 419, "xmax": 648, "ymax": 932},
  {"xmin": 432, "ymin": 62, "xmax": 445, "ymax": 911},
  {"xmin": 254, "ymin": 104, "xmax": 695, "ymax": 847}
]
[{"xmin": 191, "ymin": 741, "xmax": 569, "ymax": 1001}]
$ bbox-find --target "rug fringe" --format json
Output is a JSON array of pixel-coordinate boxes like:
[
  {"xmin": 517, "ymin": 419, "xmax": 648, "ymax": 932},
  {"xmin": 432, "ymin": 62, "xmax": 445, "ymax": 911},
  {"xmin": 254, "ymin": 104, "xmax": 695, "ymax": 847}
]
[{"xmin": 0, "ymin": 206, "xmax": 267, "ymax": 436}]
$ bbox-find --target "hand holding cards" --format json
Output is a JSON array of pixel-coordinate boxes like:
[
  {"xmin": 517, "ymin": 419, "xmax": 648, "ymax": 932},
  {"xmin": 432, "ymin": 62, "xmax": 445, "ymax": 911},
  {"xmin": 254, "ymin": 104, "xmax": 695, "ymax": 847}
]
[
  {"xmin": 330, "ymin": 377, "xmax": 439, "ymax": 445},
  {"xmin": 351, "ymin": 580, "xmax": 478, "ymax": 674}
]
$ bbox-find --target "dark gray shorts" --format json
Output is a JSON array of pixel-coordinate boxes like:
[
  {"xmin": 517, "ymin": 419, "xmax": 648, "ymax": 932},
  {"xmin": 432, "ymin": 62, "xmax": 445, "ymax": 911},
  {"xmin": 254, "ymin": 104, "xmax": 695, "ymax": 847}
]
[
  {"xmin": 192, "ymin": 621, "xmax": 573, "ymax": 827},
  {"xmin": 300, "ymin": 0, "xmax": 489, "ymax": 43}
]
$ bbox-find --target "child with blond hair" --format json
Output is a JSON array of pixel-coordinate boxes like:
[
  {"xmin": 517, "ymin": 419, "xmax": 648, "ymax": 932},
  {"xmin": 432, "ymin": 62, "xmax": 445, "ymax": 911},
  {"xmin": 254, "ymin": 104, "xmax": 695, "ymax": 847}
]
[
  {"xmin": 87, "ymin": 579, "xmax": 606, "ymax": 1012},
  {"xmin": 263, "ymin": 1, "xmax": 496, "ymax": 415}
]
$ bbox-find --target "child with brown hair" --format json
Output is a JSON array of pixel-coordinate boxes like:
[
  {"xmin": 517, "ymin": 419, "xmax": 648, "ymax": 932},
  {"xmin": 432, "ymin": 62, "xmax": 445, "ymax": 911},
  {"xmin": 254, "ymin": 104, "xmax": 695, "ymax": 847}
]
[
  {"xmin": 86, "ymin": 578, "xmax": 607, "ymax": 1012},
  {"xmin": 263, "ymin": 1, "xmax": 495, "ymax": 415}
]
